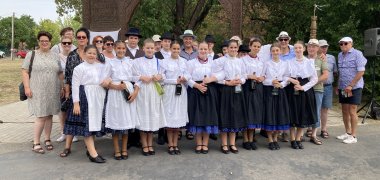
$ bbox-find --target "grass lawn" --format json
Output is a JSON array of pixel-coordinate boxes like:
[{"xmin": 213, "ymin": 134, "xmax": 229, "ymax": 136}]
[{"xmin": 0, "ymin": 58, "xmax": 23, "ymax": 105}]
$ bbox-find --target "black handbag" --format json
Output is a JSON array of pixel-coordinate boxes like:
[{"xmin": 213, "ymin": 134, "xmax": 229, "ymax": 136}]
[
  {"xmin": 19, "ymin": 51, "xmax": 35, "ymax": 101},
  {"xmin": 61, "ymin": 98, "xmax": 71, "ymax": 112}
]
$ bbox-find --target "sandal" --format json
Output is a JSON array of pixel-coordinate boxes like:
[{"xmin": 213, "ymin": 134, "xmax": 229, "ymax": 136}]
[
  {"xmin": 148, "ymin": 146, "xmax": 155, "ymax": 155},
  {"xmin": 173, "ymin": 146, "xmax": 181, "ymax": 155},
  {"xmin": 44, "ymin": 140, "xmax": 54, "ymax": 151},
  {"xmin": 306, "ymin": 129, "xmax": 312, "ymax": 138},
  {"xmin": 185, "ymin": 130, "xmax": 194, "ymax": 140},
  {"xmin": 310, "ymin": 136, "xmax": 322, "ymax": 145},
  {"xmin": 229, "ymin": 145, "xmax": 239, "ymax": 154},
  {"xmin": 32, "ymin": 143, "xmax": 45, "ymax": 154},
  {"xmin": 320, "ymin": 130, "xmax": 329, "ymax": 139},
  {"xmin": 59, "ymin": 148, "xmax": 71, "ymax": 157}
]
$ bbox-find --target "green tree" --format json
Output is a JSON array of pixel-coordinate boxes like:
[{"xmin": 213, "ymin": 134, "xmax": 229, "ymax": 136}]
[
  {"xmin": 35, "ymin": 19, "xmax": 61, "ymax": 45},
  {"xmin": 0, "ymin": 15, "xmax": 37, "ymax": 51}
]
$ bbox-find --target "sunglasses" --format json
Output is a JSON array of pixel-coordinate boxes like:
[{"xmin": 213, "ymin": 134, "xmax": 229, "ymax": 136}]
[
  {"xmin": 76, "ymin": 36, "xmax": 87, "ymax": 40},
  {"xmin": 62, "ymin": 42, "xmax": 72, "ymax": 45},
  {"xmin": 279, "ymin": 39, "xmax": 289, "ymax": 42},
  {"xmin": 105, "ymin": 43, "xmax": 114, "ymax": 46},
  {"xmin": 339, "ymin": 42, "xmax": 349, "ymax": 46},
  {"xmin": 96, "ymin": 40, "xmax": 103, "ymax": 44}
]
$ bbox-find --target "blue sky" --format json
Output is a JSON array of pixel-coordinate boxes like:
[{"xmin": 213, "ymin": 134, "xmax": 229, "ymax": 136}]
[{"xmin": 0, "ymin": 0, "xmax": 60, "ymax": 23}]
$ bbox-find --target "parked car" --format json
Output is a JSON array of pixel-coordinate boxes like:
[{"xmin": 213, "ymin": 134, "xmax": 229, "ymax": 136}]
[
  {"xmin": 0, "ymin": 50, "xmax": 5, "ymax": 58},
  {"xmin": 16, "ymin": 50, "xmax": 28, "ymax": 58}
]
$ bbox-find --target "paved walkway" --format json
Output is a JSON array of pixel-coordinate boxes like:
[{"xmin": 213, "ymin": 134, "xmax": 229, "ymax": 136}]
[{"xmin": 0, "ymin": 101, "xmax": 380, "ymax": 179}]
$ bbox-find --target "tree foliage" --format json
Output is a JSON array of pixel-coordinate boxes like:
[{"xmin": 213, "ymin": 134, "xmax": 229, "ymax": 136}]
[{"xmin": 0, "ymin": 15, "xmax": 37, "ymax": 51}]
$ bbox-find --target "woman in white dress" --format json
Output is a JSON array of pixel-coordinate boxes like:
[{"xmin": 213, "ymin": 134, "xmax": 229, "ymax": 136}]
[
  {"xmin": 70, "ymin": 45, "xmax": 109, "ymax": 163},
  {"xmin": 161, "ymin": 41, "xmax": 189, "ymax": 155},
  {"xmin": 133, "ymin": 39, "xmax": 167, "ymax": 156},
  {"xmin": 104, "ymin": 41, "xmax": 139, "ymax": 160}
]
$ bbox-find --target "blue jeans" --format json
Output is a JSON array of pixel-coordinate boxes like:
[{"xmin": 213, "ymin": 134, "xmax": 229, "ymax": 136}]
[{"xmin": 312, "ymin": 91, "xmax": 324, "ymax": 128}]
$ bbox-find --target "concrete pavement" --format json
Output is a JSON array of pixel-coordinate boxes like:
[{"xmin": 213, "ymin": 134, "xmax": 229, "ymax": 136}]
[{"xmin": 0, "ymin": 101, "xmax": 380, "ymax": 179}]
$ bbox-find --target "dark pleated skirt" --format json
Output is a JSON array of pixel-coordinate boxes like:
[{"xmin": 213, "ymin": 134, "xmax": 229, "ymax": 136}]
[
  {"xmin": 285, "ymin": 78, "xmax": 318, "ymax": 128},
  {"xmin": 219, "ymin": 85, "xmax": 247, "ymax": 132},
  {"xmin": 243, "ymin": 80, "xmax": 264, "ymax": 129},
  {"xmin": 188, "ymin": 82, "xmax": 219, "ymax": 127},
  {"xmin": 263, "ymin": 85, "xmax": 290, "ymax": 131},
  {"xmin": 64, "ymin": 85, "xmax": 106, "ymax": 137}
]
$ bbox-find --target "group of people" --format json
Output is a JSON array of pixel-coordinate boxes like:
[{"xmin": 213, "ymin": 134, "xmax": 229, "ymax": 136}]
[{"xmin": 21, "ymin": 26, "xmax": 367, "ymax": 163}]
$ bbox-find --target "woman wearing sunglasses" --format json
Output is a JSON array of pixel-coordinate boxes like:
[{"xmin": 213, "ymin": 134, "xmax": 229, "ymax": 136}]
[
  {"xmin": 102, "ymin": 36, "xmax": 116, "ymax": 62},
  {"xmin": 60, "ymin": 27, "xmax": 106, "ymax": 158},
  {"xmin": 56, "ymin": 37, "xmax": 78, "ymax": 143},
  {"xmin": 92, "ymin": 35, "xmax": 104, "ymax": 53},
  {"xmin": 51, "ymin": 27, "xmax": 77, "ymax": 54}
]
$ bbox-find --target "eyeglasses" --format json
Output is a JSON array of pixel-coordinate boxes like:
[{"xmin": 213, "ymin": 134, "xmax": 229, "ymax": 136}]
[
  {"xmin": 62, "ymin": 42, "xmax": 72, "ymax": 45},
  {"xmin": 279, "ymin": 39, "xmax": 289, "ymax": 42},
  {"xmin": 76, "ymin": 36, "xmax": 87, "ymax": 40},
  {"xmin": 96, "ymin": 40, "xmax": 103, "ymax": 44},
  {"xmin": 339, "ymin": 42, "xmax": 349, "ymax": 46},
  {"xmin": 105, "ymin": 43, "xmax": 114, "ymax": 46},
  {"xmin": 39, "ymin": 40, "xmax": 50, "ymax": 43}
]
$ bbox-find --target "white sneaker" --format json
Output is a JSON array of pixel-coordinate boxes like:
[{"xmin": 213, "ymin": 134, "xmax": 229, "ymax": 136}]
[
  {"xmin": 343, "ymin": 135, "xmax": 357, "ymax": 144},
  {"xmin": 56, "ymin": 134, "xmax": 66, "ymax": 142},
  {"xmin": 336, "ymin": 133, "xmax": 350, "ymax": 140},
  {"xmin": 72, "ymin": 136, "xmax": 79, "ymax": 142}
]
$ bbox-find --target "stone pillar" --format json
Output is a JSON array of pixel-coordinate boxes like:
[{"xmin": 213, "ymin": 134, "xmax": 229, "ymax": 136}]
[{"xmin": 310, "ymin": 16, "xmax": 317, "ymax": 39}]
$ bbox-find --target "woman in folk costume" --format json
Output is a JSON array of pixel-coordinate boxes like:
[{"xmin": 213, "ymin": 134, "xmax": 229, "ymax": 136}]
[
  {"xmin": 241, "ymin": 38, "xmax": 265, "ymax": 150},
  {"xmin": 132, "ymin": 38, "xmax": 167, "ymax": 156},
  {"xmin": 68, "ymin": 45, "xmax": 109, "ymax": 163},
  {"xmin": 212, "ymin": 40, "xmax": 248, "ymax": 154},
  {"xmin": 262, "ymin": 42, "xmax": 291, "ymax": 150},
  {"xmin": 285, "ymin": 41, "xmax": 318, "ymax": 149},
  {"xmin": 161, "ymin": 40, "xmax": 190, "ymax": 155},
  {"xmin": 187, "ymin": 42, "xmax": 220, "ymax": 154},
  {"xmin": 104, "ymin": 41, "xmax": 140, "ymax": 160}
]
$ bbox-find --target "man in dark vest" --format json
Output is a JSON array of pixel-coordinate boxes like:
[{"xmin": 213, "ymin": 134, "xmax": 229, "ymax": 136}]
[
  {"xmin": 125, "ymin": 27, "xmax": 144, "ymax": 149},
  {"xmin": 154, "ymin": 32, "xmax": 173, "ymax": 60},
  {"xmin": 205, "ymin": 34, "xmax": 220, "ymax": 60},
  {"xmin": 125, "ymin": 27, "xmax": 144, "ymax": 59}
]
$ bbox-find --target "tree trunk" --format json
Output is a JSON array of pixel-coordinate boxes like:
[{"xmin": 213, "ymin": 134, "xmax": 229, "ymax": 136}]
[{"xmin": 173, "ymin": 0, "xmax": 185, "ymax": 38}]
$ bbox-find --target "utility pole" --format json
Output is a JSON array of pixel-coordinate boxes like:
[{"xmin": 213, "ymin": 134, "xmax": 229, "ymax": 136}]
[{"xmin": 11, "ymin": 12, "xmax": 14, "ymax": 60}]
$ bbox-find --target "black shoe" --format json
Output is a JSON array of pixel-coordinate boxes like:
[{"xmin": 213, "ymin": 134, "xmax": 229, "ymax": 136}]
[
  {"xmin": 250, "ymin": 142, "xmax": 258, "ymax": 150},
  {"xmin": 195, "ymin": 145, "xmax": 202, "ymax": 154},
  {"xmin": 168, "ymin": 146, "xmax": 175, "ymax": 155},
  {"xmin": 142, "ymin": 147, "xmax": 150, "ymax": 156},
  {"xmin": 185, "ymin": 130, "xmax": 194, "ymax": 140},
  {"xmin": 296, "ymin": 141, "xmax": 304, "ymax": 149},
  {"xmin": 89, "ymin": 155, "xmax": 106, "ymax": 163},
  {"xmin": 209, "ymin": 134, "xmax": 218, "ymax": 141},
  {"xmin": 174, "ymin": 146, "xmax": 181, "ymax": 155},
  {"xmin": 201, "ymin": 146, "xmax": 209, "ymax": 154},
  {"xmin": 242, "ymin": 142, "xmax": 252, "ymax": 150},
  {"xmin": 260, "ymin": 129, "xmax": 268, "ymax": 138},
  {"xmin": 86, "ymin": 151, "xmax": 106, "ymax": 161},
  {"xmin": 273, "ymin": 142, "xmax": 280, "ymax": 150},
  {"xmin": 268, "ymin": 142, "xmax": 276, "ymax": 150},
  {"xmin": 291, "ymin": 141, "xmax": 299, "ymax": 149},
  {"xmin": 229, "ymin": 145, "xmax": 239, "ymax": 154},
  {"xmin": 114, "ymin": 152, "xmax": 122, "ymax": 160},
  {"xmin": 148, "ymin": 146, "xmax": 155, "ymax": 155},
  {"xmin": 121, "ymin": 151, "xmax": 128, "ymax": 160},
  {"xmin": 221, "ymin": 145, "xmax": 229, "ymax": 154},
  {"xmin": 157, "ymin": 136, "xmax": 165, "ymax": 145}
]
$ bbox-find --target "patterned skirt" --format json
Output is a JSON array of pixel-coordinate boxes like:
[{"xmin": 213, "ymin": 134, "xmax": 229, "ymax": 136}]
[{"xmin": 64, "ymin": 85, "xmax": 106, "ymax": 137}]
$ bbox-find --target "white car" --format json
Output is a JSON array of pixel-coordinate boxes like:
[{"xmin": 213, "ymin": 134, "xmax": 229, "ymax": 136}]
[{"xmin": 0, "ymin": 50, "xmax": 5, "ymax": 58}]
